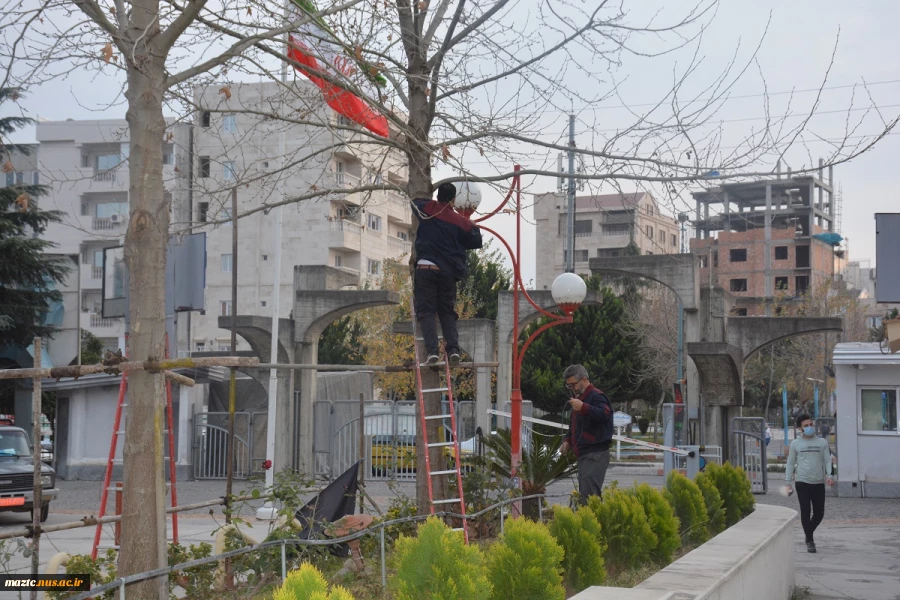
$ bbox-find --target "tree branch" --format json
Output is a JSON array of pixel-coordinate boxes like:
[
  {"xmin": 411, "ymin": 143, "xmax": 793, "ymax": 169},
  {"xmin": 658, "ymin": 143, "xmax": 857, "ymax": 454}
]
[{"xmin": 155, "ymin": 0, "xmax": 210, "ymax": 52}]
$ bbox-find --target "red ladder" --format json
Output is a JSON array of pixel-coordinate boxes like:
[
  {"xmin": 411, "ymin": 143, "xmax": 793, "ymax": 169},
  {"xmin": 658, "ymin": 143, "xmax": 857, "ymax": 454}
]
[
  {"xmin": 410, "ymin": 296, "xmax": 469, "ymax": 543},
  {"xmin": 91, "ymin": 337, "xmax": 179, "ymax": 559}
]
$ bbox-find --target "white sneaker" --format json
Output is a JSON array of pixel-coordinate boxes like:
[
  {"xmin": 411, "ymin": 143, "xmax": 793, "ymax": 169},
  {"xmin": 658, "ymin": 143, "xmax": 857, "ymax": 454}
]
[
  {"xmin": 425, "ymin": 354, "xmax": 440, "ymax": 365},
  {"xmin": 448, "ymin": 352, "xmax": 461, "ymax": 364}
]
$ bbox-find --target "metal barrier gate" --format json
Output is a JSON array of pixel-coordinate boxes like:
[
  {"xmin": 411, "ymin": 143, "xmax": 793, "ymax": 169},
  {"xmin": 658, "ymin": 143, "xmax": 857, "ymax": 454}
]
[
  {"xmin": 193, "ymin": 412, "xmax": 252, "ymax": 480},
  {"xmin": 730, "ymin": 416, "xmax": 768, "ymax": 494}
]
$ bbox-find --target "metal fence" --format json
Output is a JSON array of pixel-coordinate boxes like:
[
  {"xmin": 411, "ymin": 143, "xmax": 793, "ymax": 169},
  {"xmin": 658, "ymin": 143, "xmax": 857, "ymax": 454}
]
[
  {"xmin": 730, "ymin": 416, "xmax": 768, "ymax": 494},
  {"xmin": 66, "ymin": 494, "xmax": 551, "ymax": 600},
  {"xmin": 192, "ymin": 412, "xmax": 251, "ymax": 480}
]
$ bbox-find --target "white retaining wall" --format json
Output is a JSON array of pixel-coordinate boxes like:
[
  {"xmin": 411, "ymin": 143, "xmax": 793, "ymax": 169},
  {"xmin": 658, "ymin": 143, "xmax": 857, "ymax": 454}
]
[{"xmin": 572, "ymin": 504, "xmax": 797, "ymax": 600}]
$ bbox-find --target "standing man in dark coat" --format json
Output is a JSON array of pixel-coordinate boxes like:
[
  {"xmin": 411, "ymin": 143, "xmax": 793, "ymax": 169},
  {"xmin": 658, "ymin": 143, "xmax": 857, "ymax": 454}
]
[
  {"xmin": 412, "ymin": 182, "xmax": 483, "ymax": 365},
  {"xmin": 560, "ymin": 364, "xmax": 614, "ymax": 503}
]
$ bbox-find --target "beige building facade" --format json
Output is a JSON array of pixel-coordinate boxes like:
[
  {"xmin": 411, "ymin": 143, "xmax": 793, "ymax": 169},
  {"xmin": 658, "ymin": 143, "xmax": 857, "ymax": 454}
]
[{"xmin": 533, "ymin": 191, "xmax": 681, "ymax": 288}]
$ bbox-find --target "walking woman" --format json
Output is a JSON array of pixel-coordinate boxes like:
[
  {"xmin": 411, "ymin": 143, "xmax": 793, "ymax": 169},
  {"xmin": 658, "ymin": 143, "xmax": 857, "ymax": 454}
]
[{"xmin": 785, "ymin": 413, "xmax": 834, "ymax": 553}]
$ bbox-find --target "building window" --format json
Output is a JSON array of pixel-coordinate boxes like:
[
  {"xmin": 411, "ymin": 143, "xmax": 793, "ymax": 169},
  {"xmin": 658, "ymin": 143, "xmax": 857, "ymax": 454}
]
[
  {"xmin": 577, "ymin": 250, "xmax": 589, "ymax": 262},
  {"xmin": 199, "ymin": 156, "xmax": 210, "ymax": 178},
  {"xmin": 367, "ymin": 213, "xmax": 382, "ymax": 231},
  {"xmin": 367, "ymin": 259, "xmax": 381, "ymax": 275},
  {"xmin": 603, "ymin": 224, "xmax": 630, "ymax": 236},
  {"xmin": 859, "ymin": 389, "xmax": 898, "ymax": 433},
  {"xmin": 730, "ymin": 248, "xmax": 747, "ymax": 262},
  {"xmin": 774, "ymin": 246, "xmax": 788, "ymax": 260},
  {"xmin": 396, "ymin": 230, "xmax": 409, "ymax": 241},
  {"xmin": 222, "ymin": 114, "xmax": 237, "ymax": 133},
  {"xmin": 699, "ymin": 256, "xmax": 708, "ymax": 268},
  {"xmin": 713, "ymin": 251, "xmax": 718, "ymax": 267},
  {"xmin": 261, "ymin": 300, "xmax": 267, "ymax": 307},
  {"xmin": 220, "ymin": 300, "xmax": 232, "ymax": 316},
  {"xmin": 95, "ymin": 153, "xmax": 121, "ymax": 171},
  {"xmin": 729, "ymin": 278, "xmax": 748, "ymax": 292},
  {"xmin": 201, "ymin": 111, "xmax": 211, "ymax": 127},
  {"xmin": 96, "ymin": 201, "xmax": 128, "ymax": 218},
  {"xmin": 574, "ymin": 220, "xmax": 592, "ymax": 235},
  {"xmin": 218, "ymin": 343, "xmax": 231, "ymax": 352},
  {"xmin": 222, "ymin": 207, "xmax": 232, "ymax": 227},
  {"xmin": 795, "ymin": 275, "xmax": 809, "ymax": 295},
  {"xmin": 335, "ymin": 255, "xmax": 343, "ymax": 268},
  {"xmin": 195, "ymin": 342, "xmax": 205, "ymax": 352},
  {"xmin": 221, "ymin": 254, "xmax": 232, "ymax": 273},
  {"xmin": 796, "ymin": 245, "xmax": 810, "ymax": 268},
  {"xmin": 223, "ymin": 161, "xmax": 236, "ymax": 181},
  {"xmin": 81, "ymin": 202, "xmax": 89, "ymax": 216},
  {"xmin": 775, "ymin": 276, "xmax": 788, "ymax": 291},
  {"xmin": 198, "ymin": 202, "xmax": 209, "ymax": 222},
  {"xmin": 262, "ymin": 254, "xmax": 268, "ymax": 261},
  {"xmin": 15, "ymin": 171, "xmax": 23, "ymax": 184},
  {"xmin": 671, "ymin": 234, "xmax": 677, "ymax": 248},
  {"xmin": 335, "ymin": 160, "xmax": 345, "ymax": 185},
  {"xmin": 659, "ymin": 230, "xmax": 665, "ymax": 242},
  {"xmin": 646, "ymin": 225, "xmax": 654, "ymax": 239},
  {"xmin": 733, "ymin": 308, "xmax": 748, "ymax": 316}
]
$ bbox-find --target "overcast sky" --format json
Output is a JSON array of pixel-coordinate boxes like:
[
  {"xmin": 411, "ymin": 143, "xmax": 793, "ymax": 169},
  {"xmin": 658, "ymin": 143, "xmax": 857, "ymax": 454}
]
[{"xmin": 4, "ymin": 0, "xmax": 898, "ymax": 285}]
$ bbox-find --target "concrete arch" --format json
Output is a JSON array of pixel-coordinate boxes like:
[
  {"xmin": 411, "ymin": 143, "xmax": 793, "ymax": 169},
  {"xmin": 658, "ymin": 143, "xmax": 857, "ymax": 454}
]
[
  {"xmin": 294, "ymin": 290, "xmax": 400, "ymax": 343},
  {"xmin": 497, "ymin": 290, "xmax": 604, "ymax": 344},
  {"xmin": 589, "ymin": 254, "xmax": 699, "ymax": 310},
  {"xmin": 728, "ymin": 317, "xmax": 844, "ymax": 363},
  {"xmin": 218, "ymin": 315, "xmax": 295, "ymax": 364}
]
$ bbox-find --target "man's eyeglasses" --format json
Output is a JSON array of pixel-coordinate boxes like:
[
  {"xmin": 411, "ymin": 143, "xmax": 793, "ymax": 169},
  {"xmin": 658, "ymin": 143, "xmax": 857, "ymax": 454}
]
[{"xmin": 564, "ymin": 377, "xmax": 583, "ymax": 390}]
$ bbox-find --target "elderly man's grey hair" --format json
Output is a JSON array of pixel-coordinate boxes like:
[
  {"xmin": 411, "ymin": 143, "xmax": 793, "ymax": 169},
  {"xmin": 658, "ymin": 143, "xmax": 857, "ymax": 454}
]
[{"xmin": 563, "ymin": 364, "xmax": 589, "ymax": 382}]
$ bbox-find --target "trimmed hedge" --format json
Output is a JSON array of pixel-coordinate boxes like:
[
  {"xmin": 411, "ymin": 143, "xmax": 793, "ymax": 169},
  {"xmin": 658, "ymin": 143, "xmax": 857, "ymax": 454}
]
[
  {"xmin": 486, "ymin": 517, "xmax": 565, "ymax": 600},
  {"xmin": 664, "ymin": 471, "xmax": 709, "ymax": 545},
  {"xmin": 627, "ymin": 483, "xmax": 681, "ymax": 564},
  {"xmin": 703, "ymin": 462, "xmax": 755, "ymax": 526},
  {"xmin": 695, "ymin": 471, "xmax": 727, "ymax": 536},
  {"xmin": 588, "ymin": 488, "xmax": 656, "ymax": 572},
  {"xmin": 547, "ymin": 506, "xmax": 607, "ymax": 592}
]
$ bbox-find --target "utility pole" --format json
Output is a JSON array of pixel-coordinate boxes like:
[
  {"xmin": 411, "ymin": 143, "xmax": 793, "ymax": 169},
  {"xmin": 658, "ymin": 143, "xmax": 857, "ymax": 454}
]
[{"xmin": 565, "ymin": 114, "xmax": 576, "ymax": 273}]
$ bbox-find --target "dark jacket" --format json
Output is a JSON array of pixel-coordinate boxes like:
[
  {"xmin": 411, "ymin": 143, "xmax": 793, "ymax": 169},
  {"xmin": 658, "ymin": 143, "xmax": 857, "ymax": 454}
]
[
  {"xmin": 564, "ymin": 385, "xmax": 613, "ymax": 457},
  {"xmin": 413, "ymin": 198, "xmax": 483, "ymax": 281}
]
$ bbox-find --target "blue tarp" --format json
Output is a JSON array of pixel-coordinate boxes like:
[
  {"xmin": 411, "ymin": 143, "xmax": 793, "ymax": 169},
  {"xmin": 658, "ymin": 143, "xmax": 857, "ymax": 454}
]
[{"xmin": 813, "ymin": 232, "xmax": 843, "ymax": 246}]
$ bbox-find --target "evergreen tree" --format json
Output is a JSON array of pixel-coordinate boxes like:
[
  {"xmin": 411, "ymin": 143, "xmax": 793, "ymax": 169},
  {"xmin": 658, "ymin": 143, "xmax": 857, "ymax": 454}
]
[
  {"xmin": 80, "ymin": 330, "xmax": 105, "ymax": 365},
  {"xmin": 318, "ymin": 315, "xmax": 366, "ymax": 365},
  {"xmin": 458, "ymin": 241, "xmax": 513, "ymax": 321},
  {"xmin": 0, "ymin": 88, "xmax": 70, "ymax": 350},
  {"xmin": 520, "ymin": 275, "xmax": 651, "ymax": 413}
]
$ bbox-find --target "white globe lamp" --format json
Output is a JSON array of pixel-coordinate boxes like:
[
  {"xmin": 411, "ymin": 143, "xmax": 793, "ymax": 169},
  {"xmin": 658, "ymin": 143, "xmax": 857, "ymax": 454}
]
[
  {"xmin": 551, "ymin": 272, "xmax": 587, "ymax": 316},
  {"xmin": 454, "ymin": 180, "xmax": 482, "ymax": 217}
]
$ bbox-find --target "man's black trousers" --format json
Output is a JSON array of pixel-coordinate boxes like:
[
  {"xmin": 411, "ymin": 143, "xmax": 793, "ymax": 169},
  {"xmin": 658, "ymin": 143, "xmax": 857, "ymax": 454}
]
[
  {"xmin": 795, "ymin": 481, "xmax": 825, "ymax": 542},
  {"xmin": 414, "ymin": 268, "xmax": 460, "ymax": 356}
]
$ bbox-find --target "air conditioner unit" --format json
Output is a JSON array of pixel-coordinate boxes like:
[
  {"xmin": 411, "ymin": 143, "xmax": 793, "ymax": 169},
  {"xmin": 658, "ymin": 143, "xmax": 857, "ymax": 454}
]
[{"xmin": 109, "ymin": 213, "xmax": 121, "ymax": 223}]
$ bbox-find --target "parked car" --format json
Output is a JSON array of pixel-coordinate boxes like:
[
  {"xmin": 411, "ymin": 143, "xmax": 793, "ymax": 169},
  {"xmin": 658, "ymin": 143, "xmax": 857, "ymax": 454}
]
[{"xmin": 0, "ymin": 427, "xmax": 58, "ymax": 522}]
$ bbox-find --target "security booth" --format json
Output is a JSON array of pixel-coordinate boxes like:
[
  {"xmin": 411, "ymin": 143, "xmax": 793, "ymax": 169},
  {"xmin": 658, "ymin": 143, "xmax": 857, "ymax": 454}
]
[{"xmin": 833, "ymin": 342, "xmax": 900, "ymax": 498}]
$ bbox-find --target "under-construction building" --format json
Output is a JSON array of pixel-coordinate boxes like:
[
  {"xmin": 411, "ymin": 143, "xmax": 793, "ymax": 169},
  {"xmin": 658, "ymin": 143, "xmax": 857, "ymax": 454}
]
[{"xmin": 690, "ymin": 164, "xmax": 844, "ymax": 316}]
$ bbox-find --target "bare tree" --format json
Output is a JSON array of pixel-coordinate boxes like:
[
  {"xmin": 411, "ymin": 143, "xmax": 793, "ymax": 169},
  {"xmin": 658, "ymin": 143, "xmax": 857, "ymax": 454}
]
[{"xmin": 3, "ymin": 0, "xmax": 899, "ymax": 592}]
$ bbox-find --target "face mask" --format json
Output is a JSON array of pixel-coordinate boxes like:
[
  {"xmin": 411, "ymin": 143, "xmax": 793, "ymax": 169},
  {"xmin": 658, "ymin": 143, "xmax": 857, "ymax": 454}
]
[{"xmin": 803, "ymin": 426, "xmax": 816, "ymax": 437}]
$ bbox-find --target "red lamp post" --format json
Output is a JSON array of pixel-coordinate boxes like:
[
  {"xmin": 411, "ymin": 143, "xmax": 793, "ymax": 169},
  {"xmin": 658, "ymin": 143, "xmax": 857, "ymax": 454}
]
[{"xmin": 456, "ymin": 167, "xmax": 586, "ymax": 513}]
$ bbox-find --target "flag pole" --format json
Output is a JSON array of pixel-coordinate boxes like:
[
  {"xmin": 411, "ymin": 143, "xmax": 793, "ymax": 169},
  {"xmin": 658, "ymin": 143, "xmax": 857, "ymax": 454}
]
[{"xmin": 256, "ymin": 1, "xmax": 289, "ymax": 522}]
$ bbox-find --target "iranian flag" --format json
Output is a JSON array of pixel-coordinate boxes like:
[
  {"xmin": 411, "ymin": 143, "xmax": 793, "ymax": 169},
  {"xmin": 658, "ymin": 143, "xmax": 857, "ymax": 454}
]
[{"xmin": 288, "ymin": 0, "xmax": 390, "ymax": 138}]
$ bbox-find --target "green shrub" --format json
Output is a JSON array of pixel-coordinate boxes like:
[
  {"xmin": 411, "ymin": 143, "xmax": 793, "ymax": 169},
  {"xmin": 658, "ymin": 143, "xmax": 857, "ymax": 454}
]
[
  {"xmin": 627, "ymin": 483, "xmax": 681, "ymax": 564},
  {"xmin": 664, "ymin": 471, "xmax": 709, "ymax": 545},
  {"xmin": 695, "ymin": 471, "xmax": 726, "ymax": 536},
  {"xmin": 637, "ymin": 417, "xmax": 650, "ymax": 435},
  {"xmin": 486, "ymin": 517, "xmax": 565, "ymax": 600},
  {"xmin": 390, "ymin": 517, "xmax": 491, "ymax": 600},
  {"xmin": 273, "ymin": 562, "xmax": 354, "ymax": 600},
  {"xmin": 588, "ymin": 489, "xmax": 656, "ymax": 572},
  {"xmin": 547, "ymin": 506, "xmax": 607, "ymax": 592},
  {"xmin": 704, "ymin": 462, "xmax": 755, "ymax": 526}
]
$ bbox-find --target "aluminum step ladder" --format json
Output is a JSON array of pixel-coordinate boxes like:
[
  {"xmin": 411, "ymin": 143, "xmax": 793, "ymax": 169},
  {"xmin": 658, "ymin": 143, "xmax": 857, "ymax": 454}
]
[{"xmin": 410, "ymin": 296, "xmax": 469, "ymax": 543}]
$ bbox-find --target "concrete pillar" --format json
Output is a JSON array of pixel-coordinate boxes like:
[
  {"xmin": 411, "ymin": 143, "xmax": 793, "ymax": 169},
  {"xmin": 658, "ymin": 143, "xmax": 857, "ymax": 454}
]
[
  {"xmin": 764, "ymin": 183, "xmax": 773, "ymax": 304},
  {"xmin": 295, "ymin": 340, "xmax": 317, "ymax": 476},
  {"xmin": 177, "ymin": 385, "xmax": 192, "ymax": 466}
]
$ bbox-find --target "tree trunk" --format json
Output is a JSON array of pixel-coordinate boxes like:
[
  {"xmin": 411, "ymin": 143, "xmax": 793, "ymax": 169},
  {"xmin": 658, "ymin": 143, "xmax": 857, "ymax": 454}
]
[
  {"xmin": 653, "ymin": 389, "xmax": 665, "ymax": 444},
  {"xmin": 119, "ymin": 15, "xmax": 169, "ymax": 599}
]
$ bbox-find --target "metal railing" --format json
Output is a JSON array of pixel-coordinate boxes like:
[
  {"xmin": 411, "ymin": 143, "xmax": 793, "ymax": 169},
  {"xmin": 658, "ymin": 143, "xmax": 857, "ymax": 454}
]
[
  {"xmin": 89, "ymin": 314, "xmax": 117, "ymax": 328},
  {"xmin": 387, "ymin": 236, "xmax": 412, "ymax": 253},
  {"xmin": 93, "ymin": 170, "xmax": 118, "ymax": 183},
  {"xmin": 91, "ymin": 266, "xmax": 104, "ymax": 279},
  {"xmin": 92, "ymin": 217, "xmax": 124, "ymax": 231},
  {"xmin": 66, "ymin": 493, "xmax": 552, "ymax": 600},
  {"xmin": 330, "ymin": 219, "xmax": 362, "ymax": 235}
]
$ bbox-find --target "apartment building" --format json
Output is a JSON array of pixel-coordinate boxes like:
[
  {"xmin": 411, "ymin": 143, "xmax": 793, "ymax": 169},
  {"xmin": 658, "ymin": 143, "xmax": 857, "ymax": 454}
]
[
  {"xmin": 690, "ymin": 173, "xmax": 840, "ymax": 316},
  {"xmin": 33, "ymin": 119, "xmax": 190, "ymax": 355},
  {"xmin": 533, "ymin": 192, "xmax": 681, "ymax": 288},
  {"xmin": 188, "ymin": 81, "xmax": 412, "ymax": 352}
]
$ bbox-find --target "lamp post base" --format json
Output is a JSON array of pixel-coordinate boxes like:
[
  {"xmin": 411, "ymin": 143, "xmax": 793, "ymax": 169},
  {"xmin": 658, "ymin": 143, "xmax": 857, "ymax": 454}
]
[{"xmin": 255, "ymin": 501, "xmax": 278, "ymax": 521}]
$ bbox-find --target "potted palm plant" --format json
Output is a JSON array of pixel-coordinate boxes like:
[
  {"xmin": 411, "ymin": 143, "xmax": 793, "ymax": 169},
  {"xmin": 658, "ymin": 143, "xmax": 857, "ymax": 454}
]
[{"xmin": 480, "ymin": 428, "xmax": 576, "ymax": 520}]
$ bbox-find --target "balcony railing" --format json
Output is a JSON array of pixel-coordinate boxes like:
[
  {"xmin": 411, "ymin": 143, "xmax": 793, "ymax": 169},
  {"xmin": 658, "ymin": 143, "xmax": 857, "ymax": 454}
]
[
  {"xmin": 91, "ymin": 266, "xmax": 103, "ymax": 279},
  {"xmin": 89, "ymin": 314, "xmax": 116, "ymax": 328},
  {"xmin": 330, "ymin": 219, "xmax": 362, "ymax": 235},
  {"xmin": 388, "ymin": 236, "xmax": 412, "ymax": 253},
  {"xmin": 92, "ymin": 217, "xmax": 125, "ymax": 231},
  {"xmin": 334, "ymin": 171, "xmax": 361, "ymax": 189},
  {"xmin": 93, "ymin": 170, "xmax": 118, "ymax": 183}
]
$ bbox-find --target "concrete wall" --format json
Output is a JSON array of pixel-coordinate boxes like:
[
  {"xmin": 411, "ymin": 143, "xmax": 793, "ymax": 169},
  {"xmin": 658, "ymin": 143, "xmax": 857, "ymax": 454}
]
[
  {"xmin": 835, "ymin": 362, "xmax": 900, "ymax": 498},
  {"xmin": 572, "ymin": 504, "xmax": 797, "ymax": 600}
]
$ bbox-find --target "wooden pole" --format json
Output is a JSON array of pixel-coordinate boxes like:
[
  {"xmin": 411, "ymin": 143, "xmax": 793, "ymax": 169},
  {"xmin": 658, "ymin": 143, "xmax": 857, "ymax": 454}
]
[
  {"xmin": 30, "ymin": 338, "xmax": 42, "ymax": 600},
  {"xmin": 0, "ymin": 356, "xmax": 258, "ymax": 381}
]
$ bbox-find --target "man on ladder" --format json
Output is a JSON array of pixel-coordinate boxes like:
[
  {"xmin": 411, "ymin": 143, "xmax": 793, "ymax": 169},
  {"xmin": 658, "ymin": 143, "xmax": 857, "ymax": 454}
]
[{"xmin": 412, "ymin": 182, "xmax": 483, "ymax": 364}]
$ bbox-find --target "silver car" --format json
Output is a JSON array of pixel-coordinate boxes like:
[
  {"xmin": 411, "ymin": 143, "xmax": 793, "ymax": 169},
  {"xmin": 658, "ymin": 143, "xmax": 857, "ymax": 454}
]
[{"xmin": 0, "ymin": 427, "xmax": 58, "ymax": 522}]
